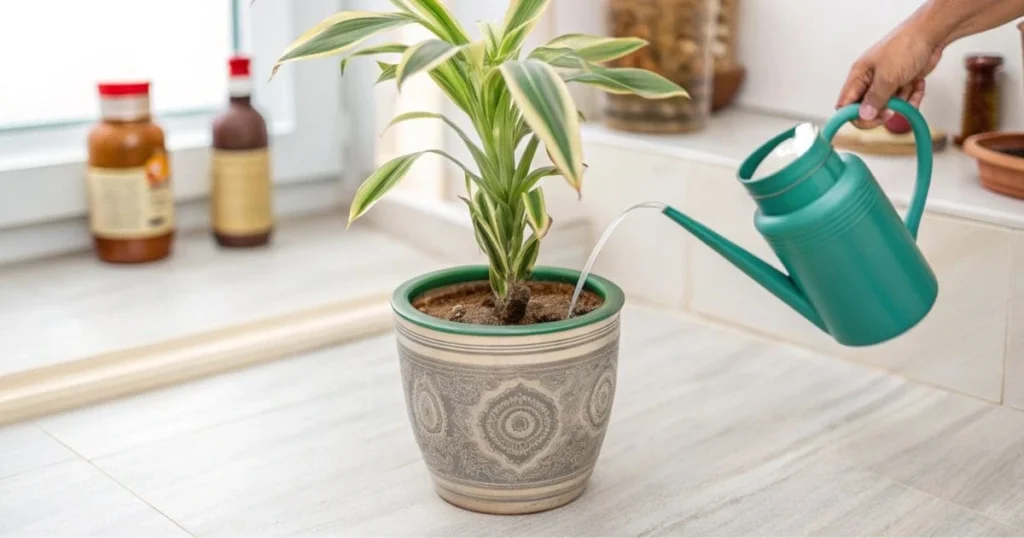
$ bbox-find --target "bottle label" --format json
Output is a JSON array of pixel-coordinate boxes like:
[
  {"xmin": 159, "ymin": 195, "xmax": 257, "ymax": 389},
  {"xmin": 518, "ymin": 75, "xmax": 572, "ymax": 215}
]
[
  {"xmin": 211, "ymin": 149, "xmax": 273, "ymax": 235},
  {"xmin": 86, "ymin": 151, "xmax": 174, "ymax": 239}
]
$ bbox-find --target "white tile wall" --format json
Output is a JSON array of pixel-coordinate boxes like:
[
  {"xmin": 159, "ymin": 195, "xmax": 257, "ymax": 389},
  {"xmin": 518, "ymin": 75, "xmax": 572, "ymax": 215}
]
[
  {"xmin": 1005, "ymin": 233, "xmax": 1024, "ymax": 410},
  {"xmin": 686, "ymin": 165, "xmax": 845, "ymax": 356},
  {"xmin": 582, "ymin": 141, "xmax": 691, "ymax": 309},
  {"xmin": 737, "ymin": 1, "xmax": 1024, "ymax": 132},
  {"xmin": 545, "ymin": 0, "xmax": 1024, "ymax": 131},
  {"xmin": 576, "ymin": 148, "xmax": 1016, "ymax": 404},
  {"xmin": 843, "ymin": 215, "xmax": 1013, "ymax": 403}
]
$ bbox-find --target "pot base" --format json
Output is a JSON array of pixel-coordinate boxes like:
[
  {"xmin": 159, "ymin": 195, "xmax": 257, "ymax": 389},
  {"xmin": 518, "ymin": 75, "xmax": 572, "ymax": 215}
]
[{"xmin": 433, "ymin": 475, "xmax": 590, "ymax": 515}]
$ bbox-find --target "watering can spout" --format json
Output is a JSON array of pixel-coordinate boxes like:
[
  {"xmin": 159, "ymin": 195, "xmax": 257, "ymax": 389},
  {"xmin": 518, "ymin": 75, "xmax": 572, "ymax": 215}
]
[{"xmin": 661, "ymin": 205, "xmax": 827, "ymax": 332}]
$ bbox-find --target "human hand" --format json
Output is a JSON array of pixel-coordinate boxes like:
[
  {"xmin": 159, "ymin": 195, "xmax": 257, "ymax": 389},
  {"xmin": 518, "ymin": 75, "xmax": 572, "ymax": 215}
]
[{"xmin": 836, "ymin": 23, "xmax": 944, "ymax": 129}]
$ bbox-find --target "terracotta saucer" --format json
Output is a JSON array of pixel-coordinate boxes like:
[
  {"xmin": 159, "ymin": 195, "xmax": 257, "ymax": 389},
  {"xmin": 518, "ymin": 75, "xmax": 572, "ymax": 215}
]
[{"xmin": 962, "ymin": 132, "xmax": 1024, "ymax": 199}]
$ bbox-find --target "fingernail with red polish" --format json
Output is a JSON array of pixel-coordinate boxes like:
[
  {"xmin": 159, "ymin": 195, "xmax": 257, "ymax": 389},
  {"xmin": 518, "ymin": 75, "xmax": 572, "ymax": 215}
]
[{"xmin": 860, "ymin": 104, "xmax": 877, "ymax": 121}]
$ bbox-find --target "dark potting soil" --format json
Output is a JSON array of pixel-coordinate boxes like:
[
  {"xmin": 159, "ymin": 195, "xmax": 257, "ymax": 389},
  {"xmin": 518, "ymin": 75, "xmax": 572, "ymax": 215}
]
[
  {"xmin": 412, "ymin": 281, "xmax": 604, "ymax": 325},
  {"xmin": 997, "ymin": 147, "xmax": 1024, "ymax": 159}
]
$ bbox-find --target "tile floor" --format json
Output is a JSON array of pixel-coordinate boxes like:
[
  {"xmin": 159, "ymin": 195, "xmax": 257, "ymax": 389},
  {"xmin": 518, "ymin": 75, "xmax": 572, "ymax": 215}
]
[{"xmin": 3, "ymin": 306, "xmax": 1024, "ymax": 537}]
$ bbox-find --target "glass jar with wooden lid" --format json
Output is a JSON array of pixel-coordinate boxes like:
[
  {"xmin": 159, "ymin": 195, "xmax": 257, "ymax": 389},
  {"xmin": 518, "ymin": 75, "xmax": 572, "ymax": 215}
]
[
  {"xmin": 607, "ymin": 0, "xmax": 717, "ymax": 133},
  {"xmin": 86, "ymin": 82, "xmax": 174, "ymax": 263}
]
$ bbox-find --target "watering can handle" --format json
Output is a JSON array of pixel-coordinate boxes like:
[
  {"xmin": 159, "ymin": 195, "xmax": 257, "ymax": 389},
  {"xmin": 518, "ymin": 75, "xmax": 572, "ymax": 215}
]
[{"xmin": 820, "ymin": 98, "xmax": 933, "ymax": 240}]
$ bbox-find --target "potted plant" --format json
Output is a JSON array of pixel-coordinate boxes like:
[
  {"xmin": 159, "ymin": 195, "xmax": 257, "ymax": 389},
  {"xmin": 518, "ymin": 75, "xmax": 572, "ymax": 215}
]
[{"xmin": 274, "ymin": 0, "xmax": 686, "ymax": 514}]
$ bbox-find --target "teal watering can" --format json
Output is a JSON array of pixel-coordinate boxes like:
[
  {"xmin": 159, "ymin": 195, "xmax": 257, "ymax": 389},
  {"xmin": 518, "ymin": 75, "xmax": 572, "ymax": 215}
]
[{"xmin": 663, "ymin": 98, "xmax": 938, "ymax": 347}]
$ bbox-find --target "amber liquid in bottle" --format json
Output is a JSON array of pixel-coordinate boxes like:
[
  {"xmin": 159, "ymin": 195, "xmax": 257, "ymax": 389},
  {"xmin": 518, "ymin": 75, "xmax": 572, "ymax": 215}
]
[
  {"xmin": 211, "ymin": 56, "xmax": 273, "ymax": 247},
  {"xmin": 954, "ymin": 54, "xmax": 1003, "ymax": 146},
  {"xmin": 87, "ymin": 82, "xmax": 174, "ymax": 263}
]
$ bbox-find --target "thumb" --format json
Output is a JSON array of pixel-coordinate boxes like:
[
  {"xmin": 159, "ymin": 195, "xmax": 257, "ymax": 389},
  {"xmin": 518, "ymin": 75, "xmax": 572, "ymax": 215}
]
[{"xmin": 859, "ymin": 70, "xmax": 900, "ymax": 122}]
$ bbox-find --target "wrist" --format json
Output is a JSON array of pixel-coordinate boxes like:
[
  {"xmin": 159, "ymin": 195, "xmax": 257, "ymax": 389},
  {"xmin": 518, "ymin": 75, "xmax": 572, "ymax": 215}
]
[{"xmin": 912, "ymin": 0, "xmax": 961, "ymax": 48}]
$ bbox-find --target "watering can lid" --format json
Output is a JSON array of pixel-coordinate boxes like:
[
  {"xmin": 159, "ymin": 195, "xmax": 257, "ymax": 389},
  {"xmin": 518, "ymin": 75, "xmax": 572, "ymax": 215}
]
[{"xmin": 751, "ymin": 123, "xmax": 818, "ymax": 181}]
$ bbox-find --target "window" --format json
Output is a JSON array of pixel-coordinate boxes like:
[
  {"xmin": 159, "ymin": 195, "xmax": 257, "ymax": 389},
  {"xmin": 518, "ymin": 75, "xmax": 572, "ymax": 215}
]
[
  {"xmin": 0, "ymin": 0, "xmax": 344, "ymax": 230},
  {"xmin": 0, "ymin": 0, "xmax": 234, "ymax": 131}
]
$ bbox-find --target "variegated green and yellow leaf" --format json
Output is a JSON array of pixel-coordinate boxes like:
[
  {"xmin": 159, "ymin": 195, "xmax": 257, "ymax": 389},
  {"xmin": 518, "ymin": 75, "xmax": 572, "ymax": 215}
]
[
  {"xmin": 349, "ymin": 150, "xmax": 479, "ymax": 224},
  {"xmin": 428, "ymin": 60, "xmax": 476, "ymax": 114},
  {"xmin": 274, "ymin": 12, "xmax": 415, "ymax": 76},
  {"xmin": 565, "ymin": 65, "xmax": 688, "ymax": 99},
  {"xmin": 474, "ymin": 190, "xmax": 509, "ymax": 247},
  {"xmin": 510, "ymin": 211, "xmax": 525, "ymax": 256},
  {"xmin": 396, "ymin": 40, "xmax": 464, "ymax": 89},
  {"xmin": 382, "ymin": 111, "xmax": 493, "ymax": 178},
  {"xmin": 518, "ymin": 166, "xmax": 560, "ymax": 194},
  {"xmin": 478, "ymin": 21, "xmax": 503, "ymax": 61},
  {"xmin": 473, "ymin": 214, "xmax": 510, "ymax": 277},
  {"xmin": 513, "ymin": 234, "xmax": 540, "ymax": 280},
  {"xmin": 395, "ymin": 0, "xmax": 470, "ymax": 44},
  {"xmin": 488, "ymin": 265, "xmax": 509, "ymax": 298},
  {"xmin": 500, "ymin": 60, "xmax": 584, "ymax": 192},
  {"xmin": 528, "ymin": 47, "xmax": 590, "ymax": 70},
  {"xmin": 464, "ymin": 41, "xmax": 487, "ymax": 73},
  {"xmin": 521, "ymin": 187, "xmax": 551, "ymax": 239},
  {"xmin": 376, "ymin": 61, "xmax": 398, "ymax": 84},
  {"xmin": 544, "ymin": 34, "xmax": 647, "ymax": 63},
  {"xmin": 340, "ymin": 42, "xmax": 408, "ymax": 76},
  {"xmin": 498, "ymin": 0, "xmax": 551, "ymax": 59},
  {"xmin": 513, "ymin": 135, "xmax": 542, "ymax": 188}
]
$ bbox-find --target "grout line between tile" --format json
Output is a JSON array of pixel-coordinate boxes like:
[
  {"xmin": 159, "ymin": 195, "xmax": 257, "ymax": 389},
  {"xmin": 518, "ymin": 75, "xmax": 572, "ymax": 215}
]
[
  {"xmin": 850, "ymin": 457, "xmax": 1024, "ymax": 533},
  {"xmin": 38, "ymin": 428, "xmax": 198, "ymax": 538},
  {"xmin": 1001, "ymin": 235, "xmax": 1016, "ymax": 406},
  {"xmin": 674, "ymin": 307, "xmax": 1022, "ymax": 412},
  {"xmin": 0, "ymin": 457, "xmax": 79, "ymax": 483}
]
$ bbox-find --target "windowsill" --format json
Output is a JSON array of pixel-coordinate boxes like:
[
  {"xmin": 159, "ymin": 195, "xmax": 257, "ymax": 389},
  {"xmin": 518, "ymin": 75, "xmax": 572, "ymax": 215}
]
[
  {"xmin": 583, "ymin": 109, "xmax": 1024, "ymax": 231},
  {"xmin": 0, "ymin": 213, "xmax": 447, "ymax": 380},
  {"xmin": 0, "ymin": 114, "xmax": 295, "ymax": 173}
]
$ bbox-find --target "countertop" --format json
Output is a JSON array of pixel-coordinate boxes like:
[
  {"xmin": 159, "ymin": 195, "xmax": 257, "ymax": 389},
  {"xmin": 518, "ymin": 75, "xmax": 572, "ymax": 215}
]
[
  {"xmin": 3, "ymin": 306, "xmax": 1024, "ymax": 536},
  {"xmin": 583, "ymin": 109, "xmax": 1024, "ymax": 231}
]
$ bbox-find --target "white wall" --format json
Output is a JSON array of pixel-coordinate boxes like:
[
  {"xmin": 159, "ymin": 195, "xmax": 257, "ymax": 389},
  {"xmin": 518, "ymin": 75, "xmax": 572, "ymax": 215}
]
[
  {"xmin": 737, "ymin": 1, "xmax": 1024, "ymax": 131},
  {"xmin": 547, "ymin": 0, "xmax": 1022, "ymax": 132}
]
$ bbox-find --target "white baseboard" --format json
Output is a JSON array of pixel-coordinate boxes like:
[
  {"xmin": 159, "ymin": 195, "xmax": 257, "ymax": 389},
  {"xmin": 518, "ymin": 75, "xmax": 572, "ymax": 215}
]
[{"xmin": 0, "ymin": 293, "xmax": 393, "ymax": 425}]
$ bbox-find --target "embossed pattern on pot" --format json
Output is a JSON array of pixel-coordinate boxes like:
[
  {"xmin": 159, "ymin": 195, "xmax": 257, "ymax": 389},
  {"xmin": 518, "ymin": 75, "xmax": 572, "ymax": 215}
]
[{"xmin": 395, "ymin": 314, "xmax": 621, "ymax": 514}]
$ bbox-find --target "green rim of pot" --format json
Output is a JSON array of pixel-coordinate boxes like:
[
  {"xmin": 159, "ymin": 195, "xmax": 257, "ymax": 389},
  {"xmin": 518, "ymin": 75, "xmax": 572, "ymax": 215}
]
[{"xmin": 391, "ymin": 265, "xmax": 625, "ymax": 336}]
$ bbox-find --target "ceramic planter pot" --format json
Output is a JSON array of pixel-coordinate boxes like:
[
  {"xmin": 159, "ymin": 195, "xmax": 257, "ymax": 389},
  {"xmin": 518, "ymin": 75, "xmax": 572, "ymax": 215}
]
[
  {"xmin": 963, "ymin": 132, "xmax": 1024, "ymax": 199},
  {"xmin": 391, "ymin": 266, "xmax": 625, "ymax": 515}
]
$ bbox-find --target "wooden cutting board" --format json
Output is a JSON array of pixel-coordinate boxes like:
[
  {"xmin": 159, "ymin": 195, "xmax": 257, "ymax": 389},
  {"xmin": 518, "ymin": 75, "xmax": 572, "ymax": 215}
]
[{"xmin": 832, "ymin": 123, "xmax": 948, "ymax": 155}]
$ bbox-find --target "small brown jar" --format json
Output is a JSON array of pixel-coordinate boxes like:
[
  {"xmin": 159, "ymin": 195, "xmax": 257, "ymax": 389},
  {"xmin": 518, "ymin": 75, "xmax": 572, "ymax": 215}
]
[
  {"xmin": 87, "ymin": 82, "xmax": 174, "ymax": 263},
  {"xmin": 211, "ymin": 56, "xmax": 273, "ymax": 248},
  {"xmin": 955, "ymin": 54, "xmax": 1003, "ymax": 146}
]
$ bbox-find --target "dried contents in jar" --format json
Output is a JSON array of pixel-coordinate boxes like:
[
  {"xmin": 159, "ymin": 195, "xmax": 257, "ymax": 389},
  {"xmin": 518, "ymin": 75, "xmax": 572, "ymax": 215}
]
[
  {"xmin": 606, "ymin": 0, "xmax": 717, "ymax": 133},
  {"xmin": 86, "ymin": 82, "xmax": 174, "ymax": 263},
  {"xmin": 710, "ymin": 0, "xmax": 745, "ymax": 111},
  {"xmin": 955, "ymin": 54, "xmax": 1003, "ymax": 146},
  {"xmin": 712, "ymin": 0, "xmax": 737, "ymax": 70}
]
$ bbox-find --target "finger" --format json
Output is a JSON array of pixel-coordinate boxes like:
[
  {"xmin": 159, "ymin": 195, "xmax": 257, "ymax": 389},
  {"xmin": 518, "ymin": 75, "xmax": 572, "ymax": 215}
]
[
  {"xmin": 907, "ymin": 79, "xmax": 926, "ymax": 108},
  {"xmin": 860, "ymin": 68, "xmax": 901, "ymax": 123},
  {"xmin": 880, "ymin": 84, "xmax": 913, "ymax": 120},
  {"xmin": 836, "ymin": 60, "xmax": 872, "ymax": 109},
  {"xmin": 924, "ymin": 48, "xmax": 943, "ymax": 77}
]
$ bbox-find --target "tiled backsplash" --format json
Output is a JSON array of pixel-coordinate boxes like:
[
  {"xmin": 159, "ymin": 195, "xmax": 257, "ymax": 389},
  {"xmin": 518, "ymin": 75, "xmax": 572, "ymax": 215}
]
[
  {"xmin": 576, "ymin": 134, "xmax": 1024, "ymax": 409},
  {"xmin": 1007, "ymin": 235, "xmax": 1024, "ymax": 410}
]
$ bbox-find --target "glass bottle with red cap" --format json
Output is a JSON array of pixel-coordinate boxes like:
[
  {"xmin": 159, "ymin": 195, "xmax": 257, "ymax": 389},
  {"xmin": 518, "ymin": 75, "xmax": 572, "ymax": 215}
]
[
  {"xmin": 87, "ymin": 81, "xmax": 174, "ymax": 263},
  {"xmin": 211, "ymin": 55, "xmax": 273, "ymax": 247}
]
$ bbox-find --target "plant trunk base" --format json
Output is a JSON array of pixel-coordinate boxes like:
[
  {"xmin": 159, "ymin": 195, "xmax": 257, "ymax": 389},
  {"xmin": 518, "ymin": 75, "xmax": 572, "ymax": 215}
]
[{"xmin": 498, "ymin": 283, "xmax": 531, "ymax": 324}]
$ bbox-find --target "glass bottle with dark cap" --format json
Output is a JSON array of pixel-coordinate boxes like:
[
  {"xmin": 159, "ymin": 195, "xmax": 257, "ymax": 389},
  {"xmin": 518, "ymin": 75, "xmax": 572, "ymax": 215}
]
[
  {"xmin": 211, "ymin": 56, "xmax": 273, "ymax": 247},
  {"xmin": 955, "ymin": 54, "xmax": 1003, "ymax": 146}
]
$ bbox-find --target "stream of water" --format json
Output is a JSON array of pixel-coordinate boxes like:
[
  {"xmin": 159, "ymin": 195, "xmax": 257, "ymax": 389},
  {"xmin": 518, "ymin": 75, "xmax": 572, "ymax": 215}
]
[{"xmin": 566, "ymin": 201, "xmax": 668, "ymax": 318}]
